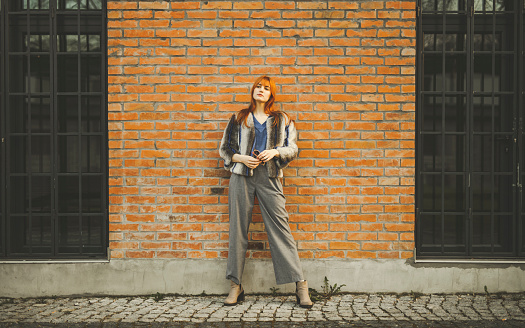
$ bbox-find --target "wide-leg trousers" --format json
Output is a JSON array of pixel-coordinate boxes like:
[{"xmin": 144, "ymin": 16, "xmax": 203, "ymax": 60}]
[{"xmin": 226, "ymin": 164, "xmax": 304, "ymax": 285}]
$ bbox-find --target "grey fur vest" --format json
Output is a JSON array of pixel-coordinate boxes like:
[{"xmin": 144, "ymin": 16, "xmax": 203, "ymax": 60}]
[{"xmin": 219, "ymin": 112, "xmax": 298, "ymax": 178}]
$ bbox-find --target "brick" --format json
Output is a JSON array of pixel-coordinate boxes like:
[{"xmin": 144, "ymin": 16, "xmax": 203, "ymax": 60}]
[
  {"xmin": 202, "ymin": 1, "xmax": 231, "ymax": 9},
  {"xmin": 157, "ymin": 251, "xmax": 187, "ymax": 258},
  {"xmin": 266, "ymin": 20, "xmax": 295, "ymax": 28},
  {"xmin": 170, "ymin": 2, "xmax": 199, "ymax": 9},
  {"xmin": 298, "ymin": 2, "xmax": 327, "ymax": 9},
  {"xmin": 266, "ymin": 1, "xmax": 295, "ymax": 9},
  {"xmin": 328, "ymin": 1, "xmax": 359, "ymax": 9},
  {"xmin": 330, "ymin": 242, "xmax": 360, "ymax": 250},
  {"xmin": 219, "ymin": 11, "xmax": 250, "ymax": 18},
  {"xmin": 361, "ymin": 1, "xmax": 384, "ymax": 9},
  {"xmin": 126, "ymin": 251, "xmax": 155, "ymax": 258},
  {"xmin": 347, "ymin": 251, "xmax": 376, "ymax": 259},
  {"xmin": 110, "ymin": 224, "xmax": 139, "ymax": 232},
  {"xmin": 233, "ymin": 1, "xmax": 263, "ymax": 9},
  {"xmin": 385, "ymin": 223, "xmax": 414, "ymax": 231},
  {"xmin": 107, "ymin": 0, "xmax": 417, "ymax": 261},
  {"xmin": 107, "ymin": 2, "xmax": 137, "ymax": 10},
  {"xmin": 139, "ymin": 2, "xmax": 169, "ymax": 9},
  {"xmin": 187, "ymin": 29, "xmax": 218, "ymax": 38},
  {"xmin": 316, "ymin": 251, "xmax": 345, "ymax": 258}
]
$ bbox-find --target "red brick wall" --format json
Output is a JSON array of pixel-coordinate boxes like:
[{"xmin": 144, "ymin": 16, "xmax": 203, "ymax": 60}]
[{"xmin": 107, "ymin": 0, "xmax": 416, "ymax": 260}]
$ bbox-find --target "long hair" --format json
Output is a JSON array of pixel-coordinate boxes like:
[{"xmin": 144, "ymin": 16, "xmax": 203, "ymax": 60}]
[{"xmin": 236, "ymin": 76, "xmax": 291, "ymax": 127}]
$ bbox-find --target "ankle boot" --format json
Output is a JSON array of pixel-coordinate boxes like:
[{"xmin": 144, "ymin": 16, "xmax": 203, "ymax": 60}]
[
  {"xmin": 223, "ymin": 281, "xmax": 245, "ymax": 306},
  {"xmin": 296, "ymin": 280, "xmax": 314, "ymax": 308}
]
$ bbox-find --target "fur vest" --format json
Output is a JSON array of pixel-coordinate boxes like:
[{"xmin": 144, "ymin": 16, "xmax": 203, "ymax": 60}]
[{"xmin": 219, "ymin": 112, "xmax": 298, "ymax": 178}]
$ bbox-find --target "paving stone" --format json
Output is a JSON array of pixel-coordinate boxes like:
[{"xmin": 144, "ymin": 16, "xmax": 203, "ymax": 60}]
[{"xmin": 1, "ymin": 293, "xmax": 525, "ymax": 327}]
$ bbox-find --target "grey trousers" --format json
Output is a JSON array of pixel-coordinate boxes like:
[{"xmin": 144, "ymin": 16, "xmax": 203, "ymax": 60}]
[{"xmin": 226, "ymin": 165, "xmax": 304, "ymax": 285}]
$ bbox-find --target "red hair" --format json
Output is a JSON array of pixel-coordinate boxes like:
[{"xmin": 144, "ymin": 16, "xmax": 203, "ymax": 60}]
[{"xmin": 236, "ymin": 76, "xmax": 291, "ymax": 127}]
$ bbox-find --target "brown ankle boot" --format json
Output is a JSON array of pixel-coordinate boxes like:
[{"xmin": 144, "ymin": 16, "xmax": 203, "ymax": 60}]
[
  {"xmin": 223, "ymin": 281, "xmax": 245, "ymax": 306},
  {"xmin": 296, "ymin": 280, "xmax": 313, "ymax": 308}
]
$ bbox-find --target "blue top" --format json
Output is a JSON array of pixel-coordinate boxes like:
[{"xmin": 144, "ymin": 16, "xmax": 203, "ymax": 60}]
[{"xmin": 253, "ymin": 114, "xmax": 267, "ymax": 154}]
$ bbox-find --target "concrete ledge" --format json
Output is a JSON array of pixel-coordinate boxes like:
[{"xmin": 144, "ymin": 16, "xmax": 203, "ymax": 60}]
[{"xmin": 1, "ymin": 259, "xmax": 524, "ymax": 297}]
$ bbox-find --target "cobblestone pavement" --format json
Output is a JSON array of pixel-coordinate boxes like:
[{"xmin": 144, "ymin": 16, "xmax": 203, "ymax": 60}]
[{"xmin": 1, "ymin": 293, "xmax": 524, "ymax": 327}]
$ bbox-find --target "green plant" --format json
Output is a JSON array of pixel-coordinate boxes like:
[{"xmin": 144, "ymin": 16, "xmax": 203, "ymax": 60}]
[
  {"xmin": 270, "ymin": 287, "xmax": 280, "ymax": 296},
  {"xmin": 410, "ymin": 290, "xmax": 423, "ymax": 301},
  {"xmin": 484, "ymin": 285, "xmax": 490, "ymax": 296},
  {"xmin": 322, "ymin": 276, "xmax": 345, "ymax": 296},
  {"xmin": 152, "ymin": 292, "xmax": 165, "ymax": 302},
  {"xmin": 308, "ymin": 276, "xmax": 346, "ymax": 301}
]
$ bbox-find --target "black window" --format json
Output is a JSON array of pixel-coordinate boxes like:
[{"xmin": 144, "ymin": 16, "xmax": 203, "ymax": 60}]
[
  {"xmin": 0, "ymin": 0, "xmax": 107, "ymax": 259},
  {"xmin": 416, "ymin": 0, "xmax": 525, "ymax": 259}
]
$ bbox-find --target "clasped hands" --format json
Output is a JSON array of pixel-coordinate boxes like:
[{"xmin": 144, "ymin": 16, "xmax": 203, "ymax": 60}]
[{"xmin": 232, "ymin": 149, "xmax": 279, "ymax": 169}]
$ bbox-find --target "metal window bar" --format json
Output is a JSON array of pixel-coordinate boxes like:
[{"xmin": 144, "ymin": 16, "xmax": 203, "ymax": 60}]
[
  {"xmin": 0, "ymin": 0, "xmax": 107, "ymax": 259},
  {"xmin": 416, "ymin": 0, "xmax": 524, "ymax": 259},
  {"xmin": 516, "ymin": 0, "xmax": 521, "ymax": 255},
  {"xmin": 0, "ymin": 0, "xmax": 4, "ymax": 257}
]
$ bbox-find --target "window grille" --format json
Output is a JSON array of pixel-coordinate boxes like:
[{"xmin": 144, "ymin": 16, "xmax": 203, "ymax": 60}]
[
  {"xmin": 0, "ymin": 0, "xmax": 107, "ymax": 259},
  {"xmin": 416, "ymin": 0, "xmax": 525, "ymax": 258}
]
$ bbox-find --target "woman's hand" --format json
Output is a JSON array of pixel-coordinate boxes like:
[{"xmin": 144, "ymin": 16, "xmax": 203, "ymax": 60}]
[
  {"xmin": 257, "ymin": 149, "xmax": 279, "ymax": 163},
  {"xmin": 232, "ymin": 154, "xmax": 261, "ymax": 169}
]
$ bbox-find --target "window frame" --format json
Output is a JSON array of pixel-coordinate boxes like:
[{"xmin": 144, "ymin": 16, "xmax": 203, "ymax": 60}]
[
  {"xmin": 0, "ymin": 0, "xmax": 108, "ymax": 259},
  {"xmin": 415, "ymin": 0, "xmax": 525, "ymax": 259}
]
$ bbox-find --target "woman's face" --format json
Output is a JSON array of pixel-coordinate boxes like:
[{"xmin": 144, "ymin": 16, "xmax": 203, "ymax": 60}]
[{"xmin": 252, "ymin": 80, "xmax": 271, "ymax": 104}]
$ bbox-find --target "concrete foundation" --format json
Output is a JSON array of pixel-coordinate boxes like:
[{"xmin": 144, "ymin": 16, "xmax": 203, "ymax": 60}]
[{"xmin": 1, "ymin": 259, "xmax": 524, "ymax": 298}]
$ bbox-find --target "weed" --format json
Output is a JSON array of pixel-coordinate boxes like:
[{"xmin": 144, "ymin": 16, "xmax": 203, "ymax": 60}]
[
  {"xmin": 152, "ymin": 292, "xmax": 165, "ymax": 302},
  {"xmin": 269, "ymin": 287, "xmax": 280, "ymax": 296},
  {"xmin": 308, "ymin": 276, "xmax": 346, "ymax": 301},
  {"xmin": 410, "ymin": 290, "xmax": 423, "ymax": 301}
]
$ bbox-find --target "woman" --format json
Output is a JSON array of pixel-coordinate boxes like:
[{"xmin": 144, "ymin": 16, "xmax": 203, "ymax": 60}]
[{"xmin": 219, "ymin": 76, "xmax": 313, "ymax": 308}]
